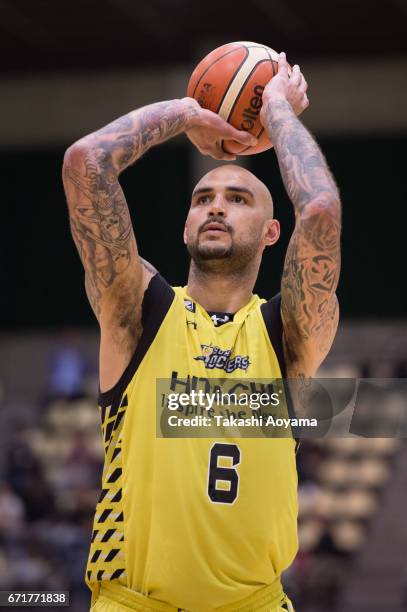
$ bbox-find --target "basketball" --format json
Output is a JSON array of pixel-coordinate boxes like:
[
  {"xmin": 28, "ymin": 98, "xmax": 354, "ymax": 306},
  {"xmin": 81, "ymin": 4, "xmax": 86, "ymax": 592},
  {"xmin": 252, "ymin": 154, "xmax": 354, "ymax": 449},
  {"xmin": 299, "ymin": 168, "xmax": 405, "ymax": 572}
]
[{"xmin": 187, "ymin": 41, "xmax": 280, "ymax": 156}]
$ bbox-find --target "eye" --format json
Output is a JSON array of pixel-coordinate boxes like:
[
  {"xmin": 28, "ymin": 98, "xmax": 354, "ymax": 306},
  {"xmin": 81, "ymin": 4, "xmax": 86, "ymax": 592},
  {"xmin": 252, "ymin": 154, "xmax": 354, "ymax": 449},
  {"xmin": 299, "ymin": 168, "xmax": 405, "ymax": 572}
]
[
  {"xmin": 230, "ymin": 194, "xmax": 246, "ymax": 204},
  {"xmin": 196, "ymin": 195, "xmax": 211, "ymax": 205}
]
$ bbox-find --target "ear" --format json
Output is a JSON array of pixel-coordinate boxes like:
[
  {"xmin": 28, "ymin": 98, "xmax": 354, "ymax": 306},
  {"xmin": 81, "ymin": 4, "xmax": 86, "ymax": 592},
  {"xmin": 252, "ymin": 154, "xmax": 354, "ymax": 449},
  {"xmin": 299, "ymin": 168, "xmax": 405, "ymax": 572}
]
[
  {"xmin": 183, "ymin": 223, "xmax": 188, "ymax": 244},
  {"xmin": 263, "ymin": 219, "xmax": 280, "ymax": 247}
]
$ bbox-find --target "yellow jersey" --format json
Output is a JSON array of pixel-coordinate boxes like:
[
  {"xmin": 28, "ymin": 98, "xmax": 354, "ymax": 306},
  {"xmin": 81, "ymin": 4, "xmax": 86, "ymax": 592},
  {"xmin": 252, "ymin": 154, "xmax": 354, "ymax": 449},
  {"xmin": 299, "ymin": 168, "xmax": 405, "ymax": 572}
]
[{"xmin": 86, "ymin": 274, "xmax": 298, "ymax": 610}]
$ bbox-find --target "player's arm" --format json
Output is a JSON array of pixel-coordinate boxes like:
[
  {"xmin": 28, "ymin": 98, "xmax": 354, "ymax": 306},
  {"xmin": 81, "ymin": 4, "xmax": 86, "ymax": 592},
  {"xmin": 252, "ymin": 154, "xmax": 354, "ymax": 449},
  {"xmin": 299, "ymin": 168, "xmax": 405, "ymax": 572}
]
[
  {"xmin": 261, "ymin": 53, "xmax": 341, "ymax": 377},
  {"xmin": 62, "ymin": 98, "xmax": 255, "ymax": 390}
]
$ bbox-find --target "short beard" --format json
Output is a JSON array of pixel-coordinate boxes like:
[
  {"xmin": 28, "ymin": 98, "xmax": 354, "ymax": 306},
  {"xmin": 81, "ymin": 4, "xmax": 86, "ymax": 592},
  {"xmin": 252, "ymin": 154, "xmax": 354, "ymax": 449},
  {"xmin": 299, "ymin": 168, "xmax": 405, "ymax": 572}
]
[
  {"xmin": 188, "ymin": 239, "xmax": 232, "ymax": 260},
  {"xmin": 187, "ymin": 237, "xmax": 258, "ymax": 275}
]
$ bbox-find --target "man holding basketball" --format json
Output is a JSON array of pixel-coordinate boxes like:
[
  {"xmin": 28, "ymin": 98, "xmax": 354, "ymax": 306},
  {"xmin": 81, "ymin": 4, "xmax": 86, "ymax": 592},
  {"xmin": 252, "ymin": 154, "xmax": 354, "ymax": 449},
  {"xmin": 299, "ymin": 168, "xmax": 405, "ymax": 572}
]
[{"xmin": 63, "ymin": 52, "xmax": 340, "ymax": 612}]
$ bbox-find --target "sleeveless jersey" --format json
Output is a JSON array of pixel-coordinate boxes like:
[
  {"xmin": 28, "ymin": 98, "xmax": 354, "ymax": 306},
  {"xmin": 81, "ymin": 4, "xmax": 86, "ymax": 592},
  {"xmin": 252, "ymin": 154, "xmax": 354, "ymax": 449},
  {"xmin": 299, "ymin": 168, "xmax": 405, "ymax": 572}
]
[{"xmin": 86, "ymin": 275, "xmax": 298, "ymax": 611}]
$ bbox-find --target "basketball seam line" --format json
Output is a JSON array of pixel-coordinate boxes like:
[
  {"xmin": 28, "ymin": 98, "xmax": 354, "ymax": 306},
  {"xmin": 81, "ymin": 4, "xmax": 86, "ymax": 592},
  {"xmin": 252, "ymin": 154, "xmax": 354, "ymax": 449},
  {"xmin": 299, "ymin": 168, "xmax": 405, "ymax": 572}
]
[
  {"xmin": 215, "ymin": 48, "xmax": 250, "ymax": 114},
  {"xmin": 191, "ymin": 46, "xmax": 248, "ymax": 100}
]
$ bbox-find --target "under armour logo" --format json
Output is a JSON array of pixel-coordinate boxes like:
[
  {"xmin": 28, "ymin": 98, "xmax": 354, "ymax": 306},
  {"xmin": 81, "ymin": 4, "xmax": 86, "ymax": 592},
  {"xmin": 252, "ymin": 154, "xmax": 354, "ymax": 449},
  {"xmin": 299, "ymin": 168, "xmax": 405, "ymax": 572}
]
[{"xmin": 211, "ymin": 314, "xmax": 230, "ymax": 326}]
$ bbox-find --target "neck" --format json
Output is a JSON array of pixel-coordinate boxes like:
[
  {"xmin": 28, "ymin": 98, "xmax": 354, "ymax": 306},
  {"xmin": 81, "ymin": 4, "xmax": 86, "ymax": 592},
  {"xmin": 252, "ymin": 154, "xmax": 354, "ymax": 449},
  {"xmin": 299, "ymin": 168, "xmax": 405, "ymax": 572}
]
[{"xmin": 186, "ymin": 259, "xmax": 259, "ymax": 312}]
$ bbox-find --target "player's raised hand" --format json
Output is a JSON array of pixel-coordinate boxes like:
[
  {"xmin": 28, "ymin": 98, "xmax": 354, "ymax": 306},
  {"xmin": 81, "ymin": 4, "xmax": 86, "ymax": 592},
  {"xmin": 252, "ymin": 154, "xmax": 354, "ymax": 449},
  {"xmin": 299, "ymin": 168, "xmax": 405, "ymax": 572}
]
[
  {"xmin": 184, "ymin": 98, "xmax": 258, "ymax": 161},
  {"xmin": 261, "ymin": 52, "xmax": 309, "ymax": 119}
]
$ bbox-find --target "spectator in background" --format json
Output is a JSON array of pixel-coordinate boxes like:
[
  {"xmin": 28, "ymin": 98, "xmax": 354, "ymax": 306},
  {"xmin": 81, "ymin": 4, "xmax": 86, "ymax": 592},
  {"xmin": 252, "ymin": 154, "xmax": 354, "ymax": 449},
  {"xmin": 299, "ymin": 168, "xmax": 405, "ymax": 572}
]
[
  {"xmin": 297, "ymin": 442, "xmax": 326, "ymax": 484},
  {"xmin": 59, "ymin": 431, "xmax": 101, "ymax": 497},
  {"xmin": 44, "ymin": 330, "xmax": 91, "ymax": 402},
  {"xmin": 0, "ymin": 480, "xmax": 25, "ymax": 533},
  {"xmin": 5, "ymin": 427, "xmax": 55, "ymax": 521}
]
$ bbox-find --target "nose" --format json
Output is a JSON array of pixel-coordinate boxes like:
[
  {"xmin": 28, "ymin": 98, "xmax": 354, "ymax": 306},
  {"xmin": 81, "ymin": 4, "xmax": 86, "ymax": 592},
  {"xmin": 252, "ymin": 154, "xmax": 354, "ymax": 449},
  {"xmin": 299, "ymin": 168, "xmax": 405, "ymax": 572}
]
[{"xmin": 208, "ymin": 194, "xmax": 226, "ymax": 216}]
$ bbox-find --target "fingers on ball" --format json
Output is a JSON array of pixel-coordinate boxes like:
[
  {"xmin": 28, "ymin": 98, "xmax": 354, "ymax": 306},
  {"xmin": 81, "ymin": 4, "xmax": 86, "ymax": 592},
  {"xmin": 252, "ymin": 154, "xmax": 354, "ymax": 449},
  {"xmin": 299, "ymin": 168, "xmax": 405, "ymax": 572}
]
[
  {"xmin": 291, "ymin": 65, "xmax": 302, "ymax": 86},
  {"xmin": 278, "ymin": 51, "xmax": 289, "ymax": 74},
  {"xmin": 299, "ymin": 73, "xmax": 308, "ymax": 90},
  {"xmin": 298, "ymin": 74, "xmax": 308, "ymax": 94},
  {"xmin": 229, "ymin": 127, "xmax": 257, "ymax": 147}
]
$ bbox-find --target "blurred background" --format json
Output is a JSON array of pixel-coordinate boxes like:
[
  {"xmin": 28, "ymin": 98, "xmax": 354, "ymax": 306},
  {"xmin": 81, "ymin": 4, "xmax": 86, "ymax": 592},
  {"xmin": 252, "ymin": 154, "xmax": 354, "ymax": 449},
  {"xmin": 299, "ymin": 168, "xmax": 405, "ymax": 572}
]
[{"xmin": 1, "ymin": 0, "xmax": 407, "ymax": 610}]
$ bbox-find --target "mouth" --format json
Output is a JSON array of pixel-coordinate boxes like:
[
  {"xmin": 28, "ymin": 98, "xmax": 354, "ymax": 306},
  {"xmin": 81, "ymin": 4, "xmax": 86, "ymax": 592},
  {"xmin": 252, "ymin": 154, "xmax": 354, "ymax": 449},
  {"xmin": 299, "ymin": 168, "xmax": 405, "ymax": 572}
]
[{"xmin": 202, "ymin": 222, "xmax": 228, "ymax": 233}]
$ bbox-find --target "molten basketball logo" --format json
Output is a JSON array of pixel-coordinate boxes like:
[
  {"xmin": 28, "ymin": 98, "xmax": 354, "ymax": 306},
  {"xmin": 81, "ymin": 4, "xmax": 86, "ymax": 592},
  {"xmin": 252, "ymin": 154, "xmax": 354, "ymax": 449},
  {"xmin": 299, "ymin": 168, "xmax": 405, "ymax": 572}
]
[
  {"xmin": 241, "ymin": 85, "xmax": 264, "ymax": 131},
  {"xmin": 196, "ymin": 82, "xmax": 216, "ymax": 109}
]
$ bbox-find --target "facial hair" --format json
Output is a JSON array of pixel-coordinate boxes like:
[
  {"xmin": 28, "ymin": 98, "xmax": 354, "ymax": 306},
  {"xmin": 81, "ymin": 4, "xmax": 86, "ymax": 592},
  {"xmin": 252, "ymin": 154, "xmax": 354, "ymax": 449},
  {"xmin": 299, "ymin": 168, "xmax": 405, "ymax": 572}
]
[{"xmin": 186, "ymin": 216, "xmax": 262, "ymax": 274}]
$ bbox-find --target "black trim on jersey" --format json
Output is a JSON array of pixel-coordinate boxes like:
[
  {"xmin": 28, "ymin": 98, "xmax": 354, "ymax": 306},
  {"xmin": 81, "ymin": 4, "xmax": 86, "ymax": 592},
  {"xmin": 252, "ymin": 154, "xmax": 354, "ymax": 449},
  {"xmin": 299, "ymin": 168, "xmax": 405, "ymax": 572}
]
[
  {"xmin": 98, "ymin": 274, "xmax": 175, "ymax": 408},
  {"xmin": 260, "ymin": 293, "xmax": 286, "ymax": 377}
]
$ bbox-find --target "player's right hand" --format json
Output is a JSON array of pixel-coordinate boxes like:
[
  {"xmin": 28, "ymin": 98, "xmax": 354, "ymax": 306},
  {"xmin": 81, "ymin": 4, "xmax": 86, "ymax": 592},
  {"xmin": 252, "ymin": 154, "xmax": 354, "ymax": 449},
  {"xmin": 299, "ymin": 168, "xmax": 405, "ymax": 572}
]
[{"xmin": 184, "ymin": 98, "xmax": 258, "ymax": 161}]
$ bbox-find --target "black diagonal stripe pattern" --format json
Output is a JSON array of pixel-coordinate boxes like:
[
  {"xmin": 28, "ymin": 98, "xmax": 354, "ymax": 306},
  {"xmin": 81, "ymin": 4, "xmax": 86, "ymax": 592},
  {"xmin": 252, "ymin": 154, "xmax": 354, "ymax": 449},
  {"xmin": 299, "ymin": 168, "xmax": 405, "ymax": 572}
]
[
  {"xmin": 98, "ymin": 508, "xmax": 113, "ymax": 523},
  {"xmin": 86, "ymin": 392, "xmax": 128, "ymax": 589},
  {"xmin": 113, "ymin": 409, "xmax": 125, "ymax": 431},
  {"xmin": 106, "ymin": 393, "xmax": 127, "ymax": 422},
  {"xmin": 111, "ymin": 489, "xmax": 122, "ymax": 503},
  {"xmin": 99, "ymin": 488, "xmax": 108, "ymax": 503},
  {"xmin": 101, "ymin": 529, "xmax": 116, "ymax": 543},
  {"xmin": 111, "ymin": 569, "xmax": 125, "ymax": 580},
  {"xmin": 90, "ymin": 549, "xmax": 101, "ymax": 563},
  {"xmin": 108, "ymin": 399, "xmax": 120, "ymax": 420},
  {"xmin": 107, "ymin": 468, "xmax": 122, "ymax": 483},
  {"xmin": 111, "ymin": 446, "xmax": 121, "ymax": 462},
  {"xmin": 104, "ymin": 420, "xmax": 115, "ymax": 445},
  {"xmin": 96, "ymin": 507, "xmax": 124, "ymax": 524},
  {"xmin": 104, "ymin": 549, "xmax": 120, "ymax": 563},
  {"xmin": 100, "ymin": 404, "xmax": 108, "ymax": 425}
]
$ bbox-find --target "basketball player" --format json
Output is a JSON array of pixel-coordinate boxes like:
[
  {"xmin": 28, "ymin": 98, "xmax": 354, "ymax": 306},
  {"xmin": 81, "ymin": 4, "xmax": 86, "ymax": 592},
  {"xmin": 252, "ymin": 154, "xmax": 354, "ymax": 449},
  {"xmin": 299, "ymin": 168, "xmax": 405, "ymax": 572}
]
[{"xmin": 63, "ymin": 53, "xmax": 340, "ymax": 611}]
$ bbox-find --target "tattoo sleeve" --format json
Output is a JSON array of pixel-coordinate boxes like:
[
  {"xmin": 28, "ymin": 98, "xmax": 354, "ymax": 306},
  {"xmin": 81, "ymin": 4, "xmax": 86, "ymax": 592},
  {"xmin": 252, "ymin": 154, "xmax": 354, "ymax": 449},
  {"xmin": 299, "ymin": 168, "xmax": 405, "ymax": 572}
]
[
  {"xmin": 263, "ymin": 99, "xmax": 341, "ymax": 368},
  {"xmin": 63, "ymin": 99, "xmax": 198, "ymax": 321}
]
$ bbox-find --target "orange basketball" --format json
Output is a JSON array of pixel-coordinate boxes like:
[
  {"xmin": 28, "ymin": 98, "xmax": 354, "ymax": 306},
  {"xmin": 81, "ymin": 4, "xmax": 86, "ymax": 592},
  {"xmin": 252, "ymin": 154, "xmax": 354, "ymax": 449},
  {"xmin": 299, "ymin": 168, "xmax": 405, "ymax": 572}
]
[{"xmin": 187, "ymin": 41, "xmax": 280, "ymax": 155}]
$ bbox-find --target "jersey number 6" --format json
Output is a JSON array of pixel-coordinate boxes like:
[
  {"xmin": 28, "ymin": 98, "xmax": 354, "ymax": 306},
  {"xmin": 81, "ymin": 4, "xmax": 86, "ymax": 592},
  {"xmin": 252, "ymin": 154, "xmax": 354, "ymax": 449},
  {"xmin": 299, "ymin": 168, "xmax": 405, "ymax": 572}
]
[{"xmin": 207, "ymin": 442, "xmax": 241, "ymax": 504}]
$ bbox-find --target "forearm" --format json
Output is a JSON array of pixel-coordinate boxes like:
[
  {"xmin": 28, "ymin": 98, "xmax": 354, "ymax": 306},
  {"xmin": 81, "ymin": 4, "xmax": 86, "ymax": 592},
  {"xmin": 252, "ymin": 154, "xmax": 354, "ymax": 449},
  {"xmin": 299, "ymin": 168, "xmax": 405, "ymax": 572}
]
[
  {"xmin": 262, "ymin": 98, "xmax": 340, "ymax": 213},
  {"xmin": 65, "ymin": 97, "xmax": 199, "ymax": 177}
]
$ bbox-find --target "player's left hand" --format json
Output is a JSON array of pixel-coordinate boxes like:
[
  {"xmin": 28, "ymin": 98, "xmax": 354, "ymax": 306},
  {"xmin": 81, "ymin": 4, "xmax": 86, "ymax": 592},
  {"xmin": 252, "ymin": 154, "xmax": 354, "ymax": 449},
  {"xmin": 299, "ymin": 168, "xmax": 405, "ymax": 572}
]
[
  {"xmin": 260, "ymin": 52, "xmax": 309, "ymax": 120},
  {"xmin": 185, "ymin": 99, "xmax": 258, "ymax": 161}
]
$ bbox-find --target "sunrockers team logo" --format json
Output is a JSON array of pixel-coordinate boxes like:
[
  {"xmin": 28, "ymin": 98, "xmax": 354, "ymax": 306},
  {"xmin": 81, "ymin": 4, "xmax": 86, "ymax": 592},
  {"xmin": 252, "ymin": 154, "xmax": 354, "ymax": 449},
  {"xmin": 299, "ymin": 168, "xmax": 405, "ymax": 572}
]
[{"xmin": 194, "ymin": 344, "xmax": 250, "ymax": 373}]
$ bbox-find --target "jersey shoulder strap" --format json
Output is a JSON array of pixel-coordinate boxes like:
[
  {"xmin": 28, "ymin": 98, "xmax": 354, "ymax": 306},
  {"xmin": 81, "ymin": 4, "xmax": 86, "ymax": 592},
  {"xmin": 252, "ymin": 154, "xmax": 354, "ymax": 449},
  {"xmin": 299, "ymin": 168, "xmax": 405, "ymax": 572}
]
[{"xmin": 260, "ymin": 293, "xmax": 286, "ymax": 377}]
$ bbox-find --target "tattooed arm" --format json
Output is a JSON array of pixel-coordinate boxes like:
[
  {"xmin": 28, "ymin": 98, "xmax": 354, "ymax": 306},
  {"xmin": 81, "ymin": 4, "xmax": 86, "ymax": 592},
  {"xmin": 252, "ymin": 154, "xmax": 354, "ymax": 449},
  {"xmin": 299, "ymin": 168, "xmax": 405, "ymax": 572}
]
[
  {"xmin": 261, "ymin": 53, "xmax": 341, "ymax": 377},
  {"xmin": 63, "ymin": 98, "xmax": 255, "ymax": 390}
]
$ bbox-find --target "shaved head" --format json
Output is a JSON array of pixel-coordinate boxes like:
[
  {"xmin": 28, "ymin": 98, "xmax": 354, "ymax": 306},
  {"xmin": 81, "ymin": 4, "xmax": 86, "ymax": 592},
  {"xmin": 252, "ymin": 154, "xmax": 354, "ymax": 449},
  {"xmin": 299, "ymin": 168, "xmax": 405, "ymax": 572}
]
[{"xmin": 193, "ymin": 164, "xmax": 274, "ymax": 217}]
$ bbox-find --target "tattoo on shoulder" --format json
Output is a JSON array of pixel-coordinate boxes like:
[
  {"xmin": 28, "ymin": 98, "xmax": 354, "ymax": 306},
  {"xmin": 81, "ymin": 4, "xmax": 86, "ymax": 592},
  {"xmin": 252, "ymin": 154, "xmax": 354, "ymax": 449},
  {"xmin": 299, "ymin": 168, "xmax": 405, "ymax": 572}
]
[
  {"xmin": 281, "ymin": 208, "xmax": 340, "ymax": 354},
  {"xmin": 64, "ymin": 155, "xmax": 135, "ymax": 317}
]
